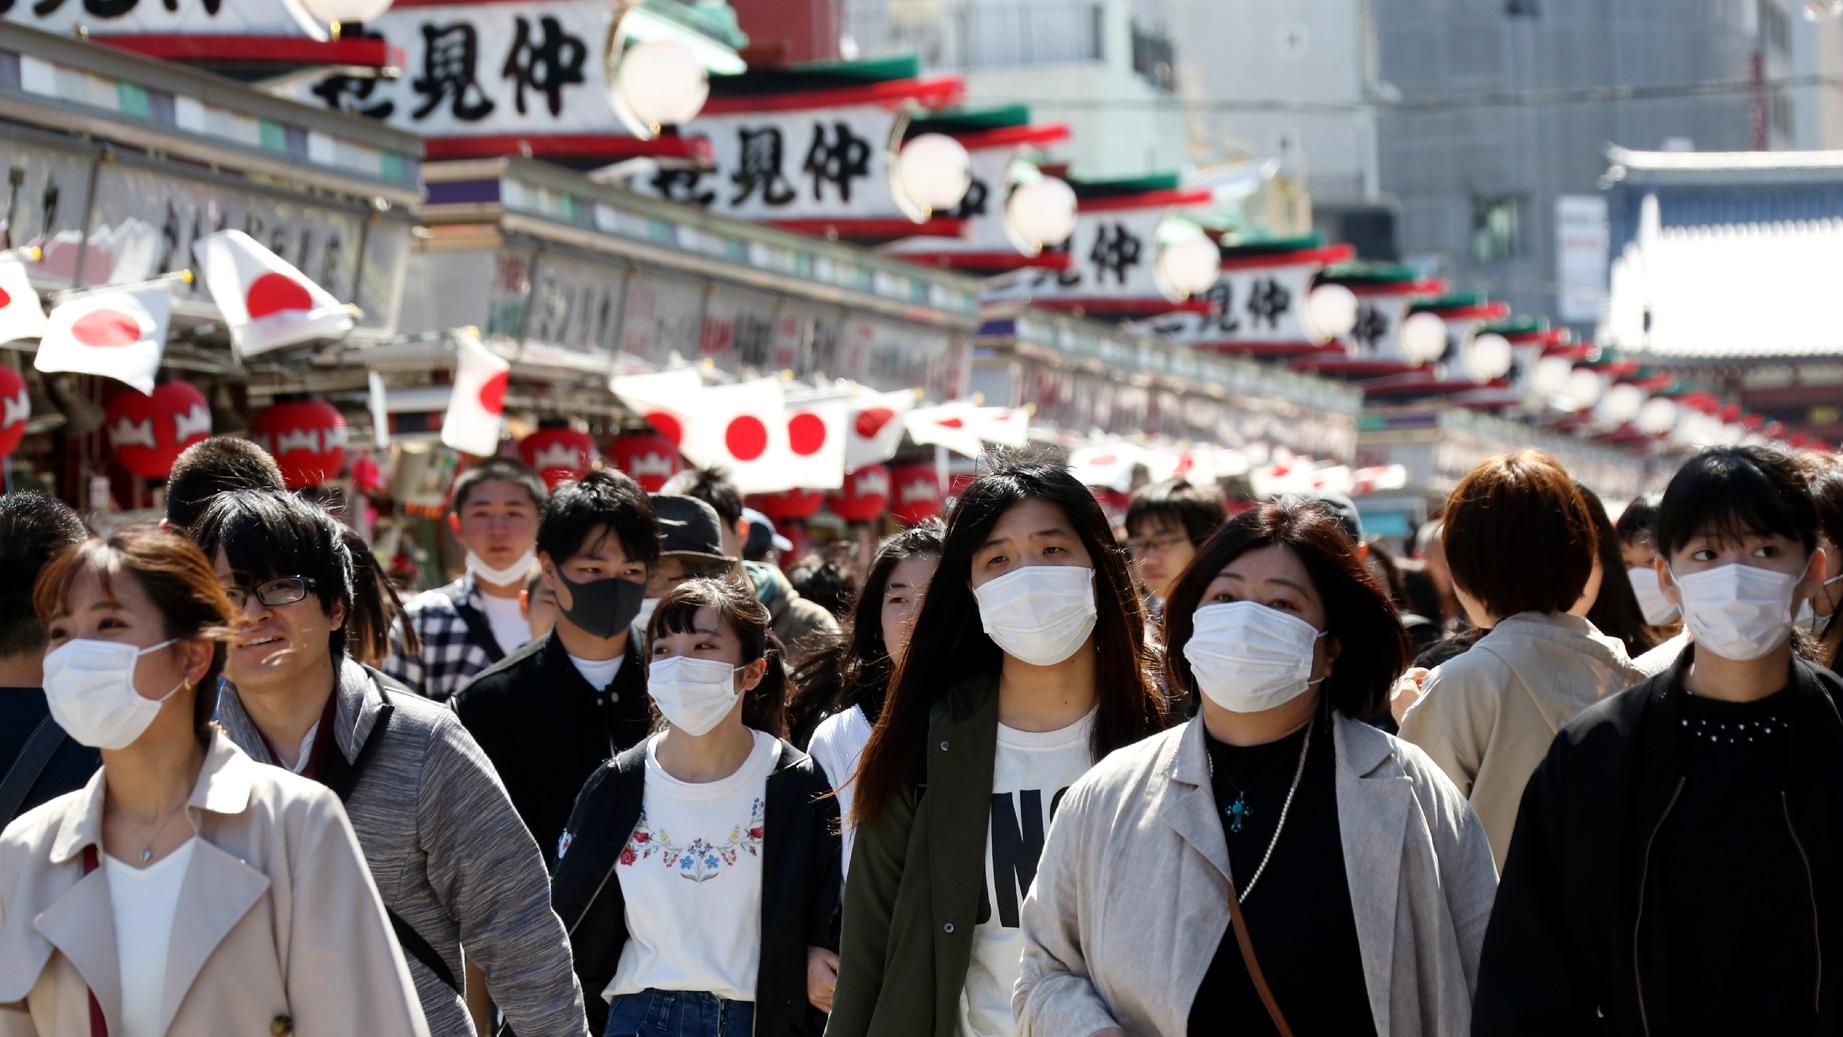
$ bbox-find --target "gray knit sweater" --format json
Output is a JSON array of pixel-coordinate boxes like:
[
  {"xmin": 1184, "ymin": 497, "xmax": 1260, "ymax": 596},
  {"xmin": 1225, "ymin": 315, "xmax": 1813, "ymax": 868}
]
[{"xmin": 217, "ymin": 660, "xmax": 589, "ymax": 1037}]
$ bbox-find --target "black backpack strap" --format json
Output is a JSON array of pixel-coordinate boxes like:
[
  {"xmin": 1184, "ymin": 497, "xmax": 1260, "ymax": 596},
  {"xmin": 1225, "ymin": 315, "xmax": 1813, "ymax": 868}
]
[
  {"xmin": 388, "ymin": 907, "xmax": 458, "ymax": 991},
  {"xmin": 1, "ymin": 716, "xmax": 67, "ymax": 823},
  {"xmin": 444, "ymin": 581, "xmax": 507, "ymax": 665}
]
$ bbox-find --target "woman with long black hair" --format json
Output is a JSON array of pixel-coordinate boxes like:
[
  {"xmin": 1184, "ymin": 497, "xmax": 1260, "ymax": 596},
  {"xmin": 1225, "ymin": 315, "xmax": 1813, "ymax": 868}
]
[{"xmin": 826, "ymin": 451, "xmax": 1170, "ymax": 1037}]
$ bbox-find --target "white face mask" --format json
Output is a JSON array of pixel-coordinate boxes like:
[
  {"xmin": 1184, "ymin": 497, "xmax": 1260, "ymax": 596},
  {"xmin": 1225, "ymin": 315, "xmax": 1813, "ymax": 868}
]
[
  {"xmin": 1183, "ymin": 602, "xmax": 1327, "ymax": 714},
  {"xmin": 466, "ymin": 549, "xmax": 537, "ymax": 589},
  {"xmin": 1670, "ymin": 562, "xmax": 1804, "ymax": 662},
  {"xmin": 972, "ymin": 565, "xmax": 1098, "ymax": 667},
  {"xmin": 1628, "ymin": 566, "xmax": 1681, "ymax": 626},
  {"xmin": 648, "ymin": 655, "xmax": 745, "ymax": 736},
  {"xmin": 43, "ymin": 639, "xmax": 185, "ymax": 750},
  {"xmin": 1800, "ymin": 572, "xmax": 1843, "ymax": 636}
]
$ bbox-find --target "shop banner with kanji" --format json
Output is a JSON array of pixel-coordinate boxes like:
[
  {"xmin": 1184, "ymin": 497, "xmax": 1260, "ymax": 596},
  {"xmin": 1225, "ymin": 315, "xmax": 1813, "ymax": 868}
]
[
  {"xmin": 887, "ymin": 146, "xmax": 1015, "ymax": 257},
  {"xmin": 1136, "ymin": 262, "xmax": 1319, "ymax": 347},
  {"xmin": 292, "ymin": 0, "xmax": 611, "ymax": 138},
  {"xmin": 3, "ymin": 0, "xmax": 323, "ymax": 39},
  {"xmin": 986, "ymin": 207, "xmax": 1168, "ymax": 304},
  {"xmin": 1344, "ymin": 292, "xmax": 1419, "ymax": 365},
  {"xmin": 630, "ymin": 105, "xmax": 904, "ymax": 222}
]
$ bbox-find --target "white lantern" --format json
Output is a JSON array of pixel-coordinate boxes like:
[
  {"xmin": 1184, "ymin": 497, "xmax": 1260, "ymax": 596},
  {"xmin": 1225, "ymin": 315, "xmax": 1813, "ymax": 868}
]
[
  {"xmin": 1005, "ymin": 177, "xmax": 1078, "ymax": 250},
  {"xmin": 1638, "ymin": 397, "xmax": 1678, "ymax": 436},
  {"xmin": 300, "ymin": 0, "xmax": 393, "ymax": 23},
  {"xmin": 895, "ymin": 134, "xmax": 973, "ymax": 214},
  {"xmin": 1463, "ymin": 332, "xmax": 1513, "ymax": 382},
  {"xmin": 1399, "ymin": 312, "xmax": 1449, "ymax": 365},
  {"xmin": 1154, "ymin": 224, "xmax": 1223, "ymax": 301},
  {"xmin": 1601, "ymin": 383, "xmax": 1646, "ymax": 424},
  {"xmin": 1533, "ymin": 356, "xmax": 1575, "ymax": 397},
  {"xmin": 1564, "ymin": 368, "xmax": 1606, "ymax": 411},
  {"xmin": 611, "ymin": 40, "xmax": 710, "ymax": 137},
  {"xmin": 1304, "ymin": 284, "xmax": 1359, "ymax": 341}
]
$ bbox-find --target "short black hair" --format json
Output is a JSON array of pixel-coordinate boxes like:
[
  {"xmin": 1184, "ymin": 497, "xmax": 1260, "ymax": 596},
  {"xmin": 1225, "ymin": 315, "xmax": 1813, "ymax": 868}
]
[
  {"xmin": 1657, "ymin": 446, "xmax": 1818, "ymax": 559},
  {"xmin": 537, "ymin": 469, "xmax": 660, "ymax": 566},
  {"xmin": 1125, "ymin": 478, "xmax": 1226, "ymax": 547},
  {"xmin": 450, "ymin": 457, "xmax": 548, "ymax": 515},
  {"xmin": 1614, "ymin": 494, "xmax": 1662, "ymax": 547},
  {"xmin": 788, "ymin": 560, "xmax": 852, "ymax": 619},
  {"xmin": 165, "ymin": 436, "xmax": 286, "ymax": 530},
  {"xmin": 0, "ymin": 492, "xmax": 88, "ymax": 658},
  {"xmin": 193, "ymin": 489, "xmax": 355, "ymax": 658},
  {"xmin": 662, "ymin": 466, "xmax": 744, "ymax": 529},
  {"xmin": 1444, "ymin": 450, "xmax": 1595, "ymax": 619}
]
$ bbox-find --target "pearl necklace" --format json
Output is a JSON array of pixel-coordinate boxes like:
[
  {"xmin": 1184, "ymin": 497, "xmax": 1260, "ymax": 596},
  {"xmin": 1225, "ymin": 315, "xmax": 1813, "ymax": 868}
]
[{"xmin": 1208, "ymin": 716, "xmax": 1314, "ymax": 904}]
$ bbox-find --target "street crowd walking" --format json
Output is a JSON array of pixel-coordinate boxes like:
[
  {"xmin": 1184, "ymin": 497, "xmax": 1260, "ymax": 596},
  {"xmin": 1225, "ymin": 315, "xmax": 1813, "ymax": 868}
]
[{"xmin": 3, "ymin": 437, "xmax": 1843, "ymax": 1037}]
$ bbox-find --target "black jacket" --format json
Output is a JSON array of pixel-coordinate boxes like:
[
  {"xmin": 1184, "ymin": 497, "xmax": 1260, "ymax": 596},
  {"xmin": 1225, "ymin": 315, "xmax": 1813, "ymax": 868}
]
[
  {"xmin": 452, "ymin": 630, "xmax": 652, "ymax": 869},
  {"xmin": 550, "ymin": 738, "xmax": 841, "ymax": 1037},
  {"xmin": 1, "ymin": 689, "xmax": 99, "ymax": 824},
  {"xmin": 1474, "ymin": 648, "xmax": 1843, "ymax": 1035}
]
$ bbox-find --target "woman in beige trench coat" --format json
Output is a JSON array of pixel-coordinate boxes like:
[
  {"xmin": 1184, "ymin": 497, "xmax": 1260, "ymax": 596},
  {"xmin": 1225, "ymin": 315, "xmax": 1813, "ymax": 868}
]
[{"xmin": 0, "ymin": 526, "xmax": 428, "ymax": 1037}]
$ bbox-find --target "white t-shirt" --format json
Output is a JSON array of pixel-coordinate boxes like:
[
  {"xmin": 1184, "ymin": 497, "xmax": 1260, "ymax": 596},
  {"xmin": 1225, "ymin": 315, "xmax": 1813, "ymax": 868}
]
[
  {"xmin": 608, "ymin": 730, "xmax": 781, "ymax": 1003},
  {"xmin": 477, "ymin": 591, "xmax": 533, "ymax": 657},
  {"xmin": 807, "ymin": 704, "xmax": 874, "ymax": 885},
  {"xmin": 106, "ymin": 839, "xmax": 197, "ymax": 1037},
  {"xmin": 957, "ymin": 710, "xmax": 1097, "ymax": 1037},
  {"xmin": 569, "ymin": 652, "xmax": 625, "ymax": 692}
]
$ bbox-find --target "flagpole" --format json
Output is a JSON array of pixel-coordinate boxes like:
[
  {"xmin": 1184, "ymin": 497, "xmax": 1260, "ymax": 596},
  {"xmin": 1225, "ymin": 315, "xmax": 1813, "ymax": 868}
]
[
  {"xmin": 0, "ymin": 246, "xmax": 43, "ymax": 263},
  {"xmin": 46, "ymin": 268, "xmax": 194, "ymax": 302}
]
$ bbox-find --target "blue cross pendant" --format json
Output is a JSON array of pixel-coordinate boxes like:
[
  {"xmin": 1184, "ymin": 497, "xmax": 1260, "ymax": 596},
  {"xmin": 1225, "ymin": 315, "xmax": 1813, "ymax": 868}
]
[{"xmin": 1225, "ymin": 792, "xmax": 1252, "ymax": 834}]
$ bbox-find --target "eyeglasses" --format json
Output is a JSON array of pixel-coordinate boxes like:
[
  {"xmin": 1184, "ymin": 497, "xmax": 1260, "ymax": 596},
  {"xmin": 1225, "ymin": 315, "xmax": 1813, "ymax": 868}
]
[
  {"xmin": 1127, "ymin": 533, "xmax": 1191, "ymax": 557},
  {"xmin": 224, "ymin": 576, "xmax": 318, "ymax": 610}
]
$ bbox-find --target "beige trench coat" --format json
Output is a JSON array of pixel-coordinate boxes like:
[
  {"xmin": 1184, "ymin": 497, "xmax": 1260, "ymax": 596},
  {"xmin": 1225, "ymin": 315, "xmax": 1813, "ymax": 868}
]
[{"xmin": 0, "ymin": 733, "xmax": 430, "ymax": 1037}]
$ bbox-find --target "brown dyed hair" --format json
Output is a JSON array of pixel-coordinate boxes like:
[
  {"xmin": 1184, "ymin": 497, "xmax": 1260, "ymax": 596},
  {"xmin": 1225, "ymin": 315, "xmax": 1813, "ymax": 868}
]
[
  {"xmin": 1443, "ymin": 450, "xmax": 1596, "ymax": 620},
  {"xmin": 647, "ymin": 575, "xmax": 788, "ymax": 738},
  {"xmin": 34, "ymin": 525, "xmax": 235, "ymax": 744}
]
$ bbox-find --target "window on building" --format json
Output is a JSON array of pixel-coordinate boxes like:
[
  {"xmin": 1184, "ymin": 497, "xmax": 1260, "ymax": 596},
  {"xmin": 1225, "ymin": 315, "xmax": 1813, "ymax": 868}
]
[
  {"xmin": 1761, "ymin": 0, "xmax": 1791, "ymax": 54},
  {"xmin": 1472, "ymin": 195, "xmax": 1523, "ymax": 263},
  {"xmin": 1506, "ymin": 0, "xmax": 1539, "ymax": 17}
]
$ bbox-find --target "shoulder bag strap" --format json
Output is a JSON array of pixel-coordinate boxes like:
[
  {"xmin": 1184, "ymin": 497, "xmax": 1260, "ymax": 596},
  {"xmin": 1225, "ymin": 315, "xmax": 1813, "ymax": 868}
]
[
  {"xmin": 1222, "ymin": 875, "xmax": 1295, "ymax": 1037},
  {"xmin": 80, "ymin": 847, "xmax": 109, "ymax": 1037},
  {"xmin": 1, "ymin": 717, "xmax": 69, "ymax": 823},
  {"xmin": 444, "ymin": 582, "xmax": 507, "ymax": 665}
]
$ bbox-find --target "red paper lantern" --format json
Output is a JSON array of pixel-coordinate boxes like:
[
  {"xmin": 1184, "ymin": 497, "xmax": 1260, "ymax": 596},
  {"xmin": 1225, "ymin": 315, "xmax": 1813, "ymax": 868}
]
[
  {"xmin": 607, "ymin": 431, "xmax": 683, "ymax": 493},
  {"xmin": 250, "ymin": 399, "xmax": 347, "ymax": 489},
  {"xmin": 105, "ymin": 381, "xmax": 211, "ymax": 480},
  {"xmin": 519, "ymin": 425, "xmax": 598, "ymax": 489},
  {"xmin": 889, "ymin": 463, "xmax": 943, "ymax": 525},
  {"xmin": 1092, "ymin": 488, "xmax": 1131, "ymax": 526},
  {"xmin": 750, "ymin": 489, "xmax": 824, "ymax": 522},
  {"xmin": 0, "ymin": 364, "xmax": 27, "ymax": 457},
  {"xmin": 827, "ymin": 464, "xmax": 891, "ymax": 523}
]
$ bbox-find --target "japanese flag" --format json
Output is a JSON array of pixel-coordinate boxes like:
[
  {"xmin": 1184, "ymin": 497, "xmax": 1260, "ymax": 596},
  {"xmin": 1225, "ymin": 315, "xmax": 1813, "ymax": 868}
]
[
  {"xmin": 845, "ymin": 388, "xmax": 916, "ymax": 470},
  {"xmin": 0, "ymin": 254, "xmax": 47, "ymax": 346},
  {"xmin": 904, "ymin": 401, "xmax": 984, "ymax": 458},
  {"xmin": 193, "ymin": 230, "xmax": 353, "ymax": 358},
  {"xmin": 34, "ymin": 283, "xmax": 172, "ymax": 394},
  {"xmin": 610, "ymin": 367, "xmax": 704, "ymax": 448},
  {"xmin": 975, "ymin": 406, "xmax": 1031, "ymax": 449},
  {"xmin": 440, "ymin": 328, "xmax": 510, "ymax": 457},
  {"xmin": 780, "ymin": 398, "xmax": 848, "ymax": 492},
  {"xmin": 674, "ymin": 378, "xmax": 794, "ymax": 495}
]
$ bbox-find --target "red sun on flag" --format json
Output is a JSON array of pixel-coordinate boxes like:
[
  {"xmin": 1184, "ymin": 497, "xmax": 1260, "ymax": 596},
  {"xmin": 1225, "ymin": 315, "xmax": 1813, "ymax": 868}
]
[
  {"xmin": 0, "ymin": 287, "xmax": 11, "ymax": 309},
  {"xmin": 854, "ymin": 406, "xmax": 895, "ymax": 438},
  {"xmin": 936, "ymin": 417, "xmax": 966, "ymax": 429},
  {"xmin": 70, "ymin": 309, "xmax": 143, "ymax": 348},
  {"xmin": 788, "ymin": 412, "xmax": 828, "ymax": 456},
  {"xmin": 645, "ymin": 411, "xmax": 684, "ymax": 445},
  {"xmin": 478, "ymin": 371, "xmax": 509, "ymax": 415},
  {"xmin": 725, "ymin": 415, "xmax": 768, "ymax": 461},
  {"xmin": 245, "ymin": 272, "xmax": 314, "ymax": 319}
]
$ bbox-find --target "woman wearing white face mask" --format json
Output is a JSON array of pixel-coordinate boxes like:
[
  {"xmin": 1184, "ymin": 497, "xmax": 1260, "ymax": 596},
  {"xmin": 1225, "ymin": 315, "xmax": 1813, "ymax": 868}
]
[
  {"xmin": 1013, "ymin": 500, "xmax": 1496, "ymax": 1037},
  {"xmin": 1478, "ymin": 446, "xmax": 1843, "ymax": 1035},
  {"xmin": 827, "ymin": 453, "xmax": 1171, "ymax": 1037},
  {"xmin": 0, "ymin": 527, "xmax": 429, "ymax": 1037},
  {"xmin": 551, "ymin": 576, "xmax": 841, "ymax": 1037}
]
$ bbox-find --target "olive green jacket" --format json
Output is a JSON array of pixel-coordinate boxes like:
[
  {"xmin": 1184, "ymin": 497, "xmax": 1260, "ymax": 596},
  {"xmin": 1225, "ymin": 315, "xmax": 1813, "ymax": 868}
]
[{"xmin": 825, "ymin": 678, "xmax": 1000, "ymax": 1037}]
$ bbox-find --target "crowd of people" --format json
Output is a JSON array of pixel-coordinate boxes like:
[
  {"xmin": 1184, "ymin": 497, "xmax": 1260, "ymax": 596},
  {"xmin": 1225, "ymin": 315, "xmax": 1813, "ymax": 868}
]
[{"xmin": 1, "ymin": 432, "xmax": 1841, "ymax": 1036}]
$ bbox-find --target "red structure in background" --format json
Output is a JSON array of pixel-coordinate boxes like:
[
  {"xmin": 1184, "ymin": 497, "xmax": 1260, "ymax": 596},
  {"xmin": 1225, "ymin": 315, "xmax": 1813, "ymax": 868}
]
[{"xmin": 731, "ymin": 0, "xmax": 843, "ymax": 62}]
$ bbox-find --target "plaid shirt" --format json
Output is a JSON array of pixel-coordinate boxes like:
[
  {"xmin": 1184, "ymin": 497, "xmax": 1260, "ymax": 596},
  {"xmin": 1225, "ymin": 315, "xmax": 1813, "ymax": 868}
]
[{"xmin": 385, "ymin": 574, "xmax": 504, "ymax": 703}]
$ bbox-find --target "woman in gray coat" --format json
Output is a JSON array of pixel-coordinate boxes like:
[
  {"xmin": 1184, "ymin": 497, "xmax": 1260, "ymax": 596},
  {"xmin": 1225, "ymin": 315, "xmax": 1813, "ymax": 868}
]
[{"xmin": 1015, "ymin": 500, "xmax": 1497, "ymax": 1036}]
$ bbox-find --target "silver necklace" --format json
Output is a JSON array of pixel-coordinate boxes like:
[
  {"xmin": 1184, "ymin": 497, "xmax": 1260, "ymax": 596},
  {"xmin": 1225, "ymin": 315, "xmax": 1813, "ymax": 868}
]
[
  {"xmin": 1207, "ymin": 716, "xmax": 1314, "ymax": 904},
  {"xmin": 109, "ymin": 800, "xmax": 187, "ymax": 864}
]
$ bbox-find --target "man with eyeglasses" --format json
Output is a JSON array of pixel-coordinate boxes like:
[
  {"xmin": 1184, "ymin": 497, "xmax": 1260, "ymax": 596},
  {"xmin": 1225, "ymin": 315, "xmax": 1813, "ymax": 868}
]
[{"xmin": 1124, "ymin": 478, "xmax": 1227, "ymax": 623}]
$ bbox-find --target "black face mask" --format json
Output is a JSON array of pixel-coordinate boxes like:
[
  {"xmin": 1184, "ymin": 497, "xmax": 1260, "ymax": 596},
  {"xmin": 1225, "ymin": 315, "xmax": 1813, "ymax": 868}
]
[{"xmin": 554, "ymin": 570, "xmax": 646, "ymax": 639}]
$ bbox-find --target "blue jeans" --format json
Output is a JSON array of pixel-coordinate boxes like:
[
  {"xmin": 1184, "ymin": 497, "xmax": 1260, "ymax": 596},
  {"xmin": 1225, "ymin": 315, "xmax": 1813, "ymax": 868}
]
[{"xmin": 604, "ymin": 989, "xmax": 755, "ymax": 1037}]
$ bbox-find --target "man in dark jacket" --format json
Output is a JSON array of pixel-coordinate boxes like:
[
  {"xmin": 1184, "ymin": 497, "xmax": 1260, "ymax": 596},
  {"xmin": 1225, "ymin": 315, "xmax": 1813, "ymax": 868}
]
[
  {"xmin": 454, "ymin": 470, "xmax": 660, "ymax": 868},
  {"xmin": 0, "ymin": 493, "xmax": 94, "ymax": 824},
  {"xmin": 1475, "ymin": 445, "xmax": 1843, "ymax": 1035}
]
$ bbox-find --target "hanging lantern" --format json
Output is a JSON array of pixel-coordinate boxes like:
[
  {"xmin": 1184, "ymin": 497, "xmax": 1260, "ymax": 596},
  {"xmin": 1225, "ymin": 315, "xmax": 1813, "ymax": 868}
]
[
  {"xmin": 1092, "ymin": 488, "xmax": 1132, "ymax": 526},
  {"xmin": 607, "ymin": 430, "xmax": 683, "ymax": 492},
  {"xmin": 609, "ymin": 39, "xmax": 710, "ymax": 139},
  {"xmin": 889, "ymin": 462, "xmax": 943, "ymax": 525},
  {"xmin": 0, "ymin": 364, "xmax": 28, "ymax": 457},
  {"xmin": 106, "ymin": 381, "xmax": 211, "ymax": 480},
  {"xmin": 749, "ymin": 489, "xmax": 824, "ymax": 522},
  {"xmin": 519, "ymin": 424, "xmax": 598, "ymax": 489},
  {"xmin": 250, "ymin": 399, "xmax": 347, "ymax": 489},
  {"xmin": 828, "ymin": 464, "xmax": 891, "ymax": 523}
]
